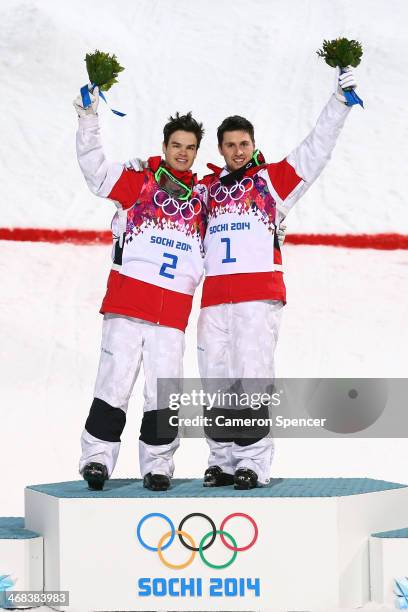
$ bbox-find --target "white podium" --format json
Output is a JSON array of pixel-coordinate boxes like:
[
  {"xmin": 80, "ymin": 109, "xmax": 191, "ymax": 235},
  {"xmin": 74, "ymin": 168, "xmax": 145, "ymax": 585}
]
[{"xmin": 24, "ymin": 477, "xmax": 408, "ymax": 612}]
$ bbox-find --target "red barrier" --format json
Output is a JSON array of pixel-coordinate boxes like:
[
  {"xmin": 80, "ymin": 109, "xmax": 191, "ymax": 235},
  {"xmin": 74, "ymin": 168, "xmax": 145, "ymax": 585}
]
[
  {"xmin": 0, "ymin": 228, "xmax": 111, "ymax": 245},
  {"xmin": 285, "ymin": 233, "xmax": 408, "ymax": 250},
  {"xmin": 1, "ymin": 228, "xmax": 408, "ymax": 250}
]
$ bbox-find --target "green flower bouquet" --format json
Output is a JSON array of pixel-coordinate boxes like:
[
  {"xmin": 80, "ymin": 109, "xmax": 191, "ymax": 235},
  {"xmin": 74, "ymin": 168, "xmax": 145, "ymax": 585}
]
[
  {"xmin": 81, "ymin": 50, "xmax": 126, "ymax": 116},
  {"xmin": 316, "ymin": 37, "xmax": 363, "ymax": 107}
]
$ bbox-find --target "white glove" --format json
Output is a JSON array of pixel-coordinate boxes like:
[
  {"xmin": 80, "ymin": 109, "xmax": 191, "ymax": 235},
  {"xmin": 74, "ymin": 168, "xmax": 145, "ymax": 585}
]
[
  {"xmin": 334, "ymin": 66, "xmax": 357, "ymax": 104},
  {"xmin": 125, "ymin": 158, "xmax": 148, "ymax": 171},
  {"xmin": 277, "ymin": 224, "xmax": 286, "ymax": 248},
  {"xmin": 73, "ymin": 85, "xmax": 99, "ymax": 117}
]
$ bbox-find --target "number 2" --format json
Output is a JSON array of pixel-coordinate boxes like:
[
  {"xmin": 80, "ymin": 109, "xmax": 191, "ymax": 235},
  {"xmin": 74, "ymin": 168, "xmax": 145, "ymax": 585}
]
[{"xmin": 160, "ymin": 252, "xmax": 178, "ymax": 278}]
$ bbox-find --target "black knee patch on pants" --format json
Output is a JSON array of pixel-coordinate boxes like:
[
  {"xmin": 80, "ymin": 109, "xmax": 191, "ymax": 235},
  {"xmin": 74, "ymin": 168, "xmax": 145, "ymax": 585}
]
[
  {"xmin": 234, "ymin": 403, "xmax": 271, "ymax": 446},
  {"xmin": 85, "ymin": 398, "xmax": 126, "ymax": 442},
  {"xmin": 205, "ymin": 404, "xmax": 271, "ymax": 446},
  {"xmin": 140, "ymin": 409, "xmax": 178, "ymax": 446},
  {"xmin": 204, "ymin": 406, "xmax": 234, "ymax": 443}
]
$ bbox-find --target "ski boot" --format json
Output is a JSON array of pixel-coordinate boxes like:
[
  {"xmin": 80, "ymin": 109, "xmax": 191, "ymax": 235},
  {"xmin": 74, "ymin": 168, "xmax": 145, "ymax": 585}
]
[
  {"xmin": 143, "ymin": 473, "xmax": 171, "ymax": 491},
  {"xmin": 83, "ymin": 462, "xmax": 108, "ymax": 491},
  {"xmin": 234, "ymin": 467, "xmax": 258, "ymax": 490},
  {"xmin": 203, "ymin": 465, "xmax": 234, "ymax": 487}
]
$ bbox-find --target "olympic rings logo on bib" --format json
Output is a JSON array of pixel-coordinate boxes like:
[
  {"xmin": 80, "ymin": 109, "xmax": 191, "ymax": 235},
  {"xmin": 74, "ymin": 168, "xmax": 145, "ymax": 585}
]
[
  {"xmin": 136, "ymin": 512, "xmax": 258, "ymax": 570},
  {"xmin": 154, "ymin": 190, "xmax": 202, "ymax": 221},
  {"xmin": 209, "ymin": 177, "xmax": 254, "ymax": 204}
]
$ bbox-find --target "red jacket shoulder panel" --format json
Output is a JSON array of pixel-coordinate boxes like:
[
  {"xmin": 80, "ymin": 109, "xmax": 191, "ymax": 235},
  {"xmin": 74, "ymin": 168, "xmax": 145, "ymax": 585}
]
[
  {"xmin": 108, "ymin": 168, "xmax": 145, "ymax": 210},
  {"xmin": 266, "ymin": 159, "xmax": 302, "ymax": 201},
  {"xmin": 206, "ymin": 162, "xmax": 222, "ymax": 175},
  {"xmin": 147, "ymin": 156, "xmax": 162, "ymax": 172}
]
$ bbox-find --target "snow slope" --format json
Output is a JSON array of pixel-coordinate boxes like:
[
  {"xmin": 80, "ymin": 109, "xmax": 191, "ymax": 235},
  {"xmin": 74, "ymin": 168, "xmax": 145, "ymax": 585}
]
[{"xmin": 0, "ymin": 0, "xmax": 407, "ymax": 233}]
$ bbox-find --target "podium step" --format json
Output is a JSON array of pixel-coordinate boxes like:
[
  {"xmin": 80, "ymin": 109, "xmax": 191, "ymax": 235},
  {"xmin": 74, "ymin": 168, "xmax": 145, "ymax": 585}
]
[
  {"xmin": 0, "ymin": 516, "xmax": 40, "ymax": 538},
  {"xmin": 370, "ymin": 526, "xmax": 408, "ymax": 607},
  {"xmin": 24, "ymin": 478, "xmax": 408, "ymax": 612},
  {"xmin": 0, "ymin": 517, "xmax": 43, "ymax": 608},
  {"xmin": 26, "ymin": 475, "xmax": 406, "ymax": 498}
]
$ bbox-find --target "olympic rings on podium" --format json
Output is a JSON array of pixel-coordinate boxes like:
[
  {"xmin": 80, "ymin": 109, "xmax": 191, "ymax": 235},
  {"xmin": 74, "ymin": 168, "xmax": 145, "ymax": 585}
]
[
  {"xmin": 178, "ymin": 513, "xmax": 217, "ymax": 551},
  {"xmin": 136, "ymin": 511, "xmax": 258, "ymax": 569},
  {"xmin": 137, "ymin": 512, "xmax": 175, "ymax": 551},
  {"xmin": 220, "ymin": 512, "xmax": 258, "ymax": 551},
  {"xmin": 158, "ymin": 530, "xmax": 196, "ymax": 570},
  {"xmin": 199, "ymin": 529, "xmax": 238, "ymax": 569}
]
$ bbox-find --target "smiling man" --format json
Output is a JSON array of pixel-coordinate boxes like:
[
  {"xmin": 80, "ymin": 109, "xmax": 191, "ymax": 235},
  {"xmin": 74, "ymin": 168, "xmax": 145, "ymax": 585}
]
[
  {"xmin": 199, "ymin": 67, "xmax": 359, "ymax": 490},
  {"xmin": 73, "ymin": 87, "xmax": 206, "ymax": 492},
  {"xmin": 219, "ymin": 126, "xmax": 257, "ymax": 171}
]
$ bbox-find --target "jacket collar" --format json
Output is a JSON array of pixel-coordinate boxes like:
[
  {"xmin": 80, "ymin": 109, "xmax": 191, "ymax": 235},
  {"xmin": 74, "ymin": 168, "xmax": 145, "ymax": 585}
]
[{"xmin": 206, "ymin": 154, "xmax": 267, "ymax": 183}]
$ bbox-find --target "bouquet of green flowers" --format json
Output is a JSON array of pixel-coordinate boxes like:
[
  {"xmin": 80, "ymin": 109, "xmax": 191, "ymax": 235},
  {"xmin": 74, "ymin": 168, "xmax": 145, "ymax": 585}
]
[
  {"xmin": 85, "ymin": 50, "xmax": 124, "ymax": 91},
  {"xmin": 81, "ymin": 50, "xmax": 126, "ymax": 116},
  {"xmin": 316, "ymin": 37, "xmax": 363, "ymax": 107}
]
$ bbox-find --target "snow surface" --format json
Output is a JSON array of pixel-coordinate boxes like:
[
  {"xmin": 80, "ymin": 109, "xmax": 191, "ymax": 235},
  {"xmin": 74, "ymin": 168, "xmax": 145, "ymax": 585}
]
[{"xmin": 1, "ymin": 2, "xmax": 408, "ymax": 610}]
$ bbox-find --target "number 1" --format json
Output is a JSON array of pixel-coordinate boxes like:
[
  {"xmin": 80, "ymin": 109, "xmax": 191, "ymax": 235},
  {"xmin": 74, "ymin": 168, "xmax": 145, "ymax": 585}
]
[{"xmin": 221, "ymin": 237, "xmax": 236, "ymax": 263}]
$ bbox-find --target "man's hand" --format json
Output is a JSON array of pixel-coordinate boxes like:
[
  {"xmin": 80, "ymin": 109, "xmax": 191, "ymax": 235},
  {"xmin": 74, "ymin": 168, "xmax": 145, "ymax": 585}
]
[
  {"xmin": 73, "ymin": 85, "xmax": 99, "ymax": 117},
  {"xmin": 335, "ymin": 66, "xmax": 358, "ymax": 104},
  {"xmin": 277, "ymin": 224, "xmax": 286, "ymax": 248},
  {"xmin": 125, "ymin": 158, "xmax": 148, "ymax": 171}
]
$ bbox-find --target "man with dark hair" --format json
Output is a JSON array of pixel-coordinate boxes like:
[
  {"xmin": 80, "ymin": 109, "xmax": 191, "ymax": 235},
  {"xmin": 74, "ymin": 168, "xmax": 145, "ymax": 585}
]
[
  {"xmin": 199, "ymin": 67, "xmax": 359, "ymax": 489},
  {"xmin": 217, "ymin": 116, "xmax": 255, "ymax": 148},
  {"xmin": 73, "ymin": 87, "xmax": 206, "ymax": 491},
  {"xmin": 164, "ymin": 111, "xmax": 204, "ymax": 148}
]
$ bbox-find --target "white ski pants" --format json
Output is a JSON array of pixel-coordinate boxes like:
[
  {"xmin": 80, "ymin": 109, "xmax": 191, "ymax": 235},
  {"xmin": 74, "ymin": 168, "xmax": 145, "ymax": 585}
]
[
  {"xmin": 197, "ymin": 300, "xmax": 283, "ymax": 484},
  {"xmin": 79, "ymin": 314, "xmax": 184, "ymax": 478}
]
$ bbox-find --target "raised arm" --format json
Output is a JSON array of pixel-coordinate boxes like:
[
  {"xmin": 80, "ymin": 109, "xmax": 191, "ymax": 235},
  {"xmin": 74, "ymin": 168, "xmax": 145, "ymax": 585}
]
[
  {"xmin": 267, "ymin": 68, "xmax": 357, "ymax": 219},
  {"xmin": 73, "ymin": 87, "xmax": 143, "ymax": 209},
  {"xmin": 287, "ymin": 95, "xmax": 350, "ymax": 184}
]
